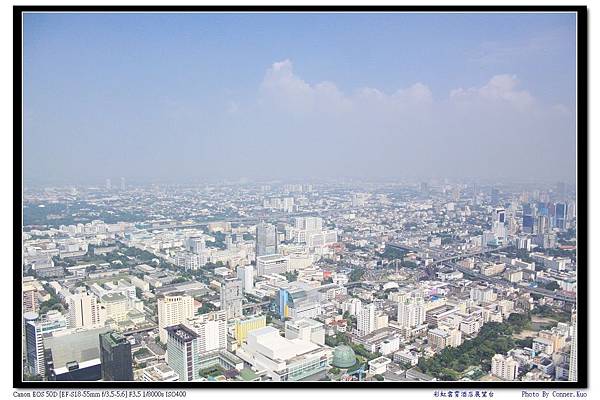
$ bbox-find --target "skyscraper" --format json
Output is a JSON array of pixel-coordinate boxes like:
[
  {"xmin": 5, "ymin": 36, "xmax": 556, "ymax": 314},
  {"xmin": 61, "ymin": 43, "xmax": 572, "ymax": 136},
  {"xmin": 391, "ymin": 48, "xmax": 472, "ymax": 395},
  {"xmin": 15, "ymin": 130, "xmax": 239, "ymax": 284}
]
[
  {"xmin": 522, "ymin": 203, "xmax": 535, "ymax": 234},
  {"xmin": 105, "ymin": 178, "xmax": 112, "ymax": 191},
  {"xmin": 357, "ymin": 303, "xmax": 376, "ymax": 336},
  {"xmin": 24, "ymin": 312, "xmax": 45, "ymax": 378},
  {"xmin": 555, "ymin": 203, "xmax": 568, "ymax": 230},
  {"xmin": 237, "ymin": 264, "xmax": 254, "ymax": 293},
  {"xmin": 569, "ymin": 311, "xmax": 577, "ymax": 381},
  {"xmin": 220, "ymin": 278, "xmax": 243, "ymax": 320},
  {"xmin": 397, "ymin": 295, "xmax": 425, "ymax": 329},
  {"xmin": 255, "ymin": 222, "xmax": 278, "ymax": 260},
  {"xmin": 99, "ymin": 331, "xmax": 133, "ymax": 381},
  {"xmin": 492, "ymin": 208, "xmax": 507, "ymax": 244},
  {"xmin": 157, "ymin": 293, "xmax": 195, "ymax": 343}
]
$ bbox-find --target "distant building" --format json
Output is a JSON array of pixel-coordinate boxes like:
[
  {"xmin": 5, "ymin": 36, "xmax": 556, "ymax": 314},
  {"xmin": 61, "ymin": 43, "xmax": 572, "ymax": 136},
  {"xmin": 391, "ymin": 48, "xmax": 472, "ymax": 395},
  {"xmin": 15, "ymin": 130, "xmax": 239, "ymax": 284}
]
[
  {"xmin": 236, "ymin": 264, "xmax": 254, "ymax": 293},
  {"xmin": 157, "ymin": 293, "xmax": 194, "ymax": 343},
  {"xmin": 357, "ymin": 303, "xmax": 376, "ymax": 336},
  {"xmin": 68, "ymin": 291, "xmax": 106, "ymax": 329},
  {"xmin": 99, "ymin": 331, "xmax": 133, "ymax": 381},
  {"xmin": 220, "ymin": 278, "xmax": 243, "ymax": 320},
  {"xmin": 397, "ymin": 295, "xmax": 425, "ymax": 329},
  {"xmin": 491, "ymin": 354, "xmax": 519, "ymax": 381},
  {"xmin": 256, "ymin": 254, "xmax": 289, "ymax": 276},
  {"xmin": 285, "ymin": 318, "xmax": 325, "ymax": 345},
  {"xmin": 256, "ymin": 222, "xmax": 278, "ymax": 260}
]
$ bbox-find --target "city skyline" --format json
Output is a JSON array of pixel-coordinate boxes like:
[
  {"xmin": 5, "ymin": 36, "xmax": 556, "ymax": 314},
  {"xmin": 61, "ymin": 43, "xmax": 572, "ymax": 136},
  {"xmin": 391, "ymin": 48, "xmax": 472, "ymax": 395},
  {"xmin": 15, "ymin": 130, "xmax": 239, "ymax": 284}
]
[
  {"xmin": 23, "ymin": 12, "xmax": 576, "ymax": 184},
  {"xmin": 18, "ymin": 8, "xmax": 584, "ymax": 388}
]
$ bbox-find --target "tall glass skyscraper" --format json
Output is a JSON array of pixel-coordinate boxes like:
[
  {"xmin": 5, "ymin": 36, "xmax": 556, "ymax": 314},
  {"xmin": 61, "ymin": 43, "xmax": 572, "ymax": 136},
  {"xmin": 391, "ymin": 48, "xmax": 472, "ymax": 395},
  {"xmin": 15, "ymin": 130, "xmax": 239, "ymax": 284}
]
[
  {"xmin": 99, "ymin": 331, "xmax": 133, "ymax": 381},
  {"xmin": 255, "ymin": 222, "xmax": 278, "ymax": 259}
]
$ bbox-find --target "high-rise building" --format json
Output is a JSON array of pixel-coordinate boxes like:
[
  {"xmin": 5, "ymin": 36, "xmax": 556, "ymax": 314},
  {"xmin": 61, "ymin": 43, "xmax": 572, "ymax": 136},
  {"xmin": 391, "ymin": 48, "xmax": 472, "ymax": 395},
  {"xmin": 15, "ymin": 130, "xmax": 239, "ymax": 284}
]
[
  {"xmin": 234, "ymin": 315, "xmax": 266, "ymax": 345},
  {"xmin": 184, "ymin": 311, "xmax": 227, "ymax": 354},
  {"xmin": 555, "ymin": 203, "xmax": 568, "ymax": 230},
  {"xmin": 236, "ymin": 264, "xmax": 254, "ymax": 293},
  {"xmin": 68, "ymin": 291, "xmax": 106, "ymax": 329},
  {"xmin": 294, "ymin": 217, "xmax": 323, "ymax": 232},
  {"xmin": 185, "ymin": 237, "xmax": 206, "ymax": 254},
  {"xmin": 537, "ymin": 215, "xmax": 549, "ymax": 235},
  {"xmin": 522, "ymin": 203, "xmax": 535, "ymax": 234},
  {"xmin": 491, "ymin": 354, "xmax": 519, "ymax": 380},
  {"xmin": 157, "ymin": 293, "xmax": 195, "ymax": 343},
  {"xmin": 23, "ymin": 282, "xmax": 38, "ymax": 314},
  {"xmin": 166, "ymin": 322, "xmax": 243, "ymax": 382},
  {"xmin": 165, "ymin": 325, "xmax": 199, "ymax": 382},
  {"xmin": 255, "ymin": 222, "xmax": 278, "ymax": 260},
  {"xmin": 470, "ymin": 284, "xmax": 497, "ymax": 303},
  {"xmin": 24, "ymin": 312, "xmax": 45, "ymax": 378},
  {"xmin": 397, "ymin": 295, "xmax": 426, "ymax": 329},
  {"xmin": 220, "ymin": 278, "xmax": 243, "ymax": 320},
  {"xmin": 492, "ymin": 208, "xmax": 507, "ymax": 243},
  {"xmin": 120, "ymin": 177, "xmax": 126, "ymax": 191},
  {"xmin": 569, "ymin": 312, "xmax": 577, "ymax": 381},
  {"xmin": 256, "ymin": 254, "xmax": 289, "ymax": 276},
  {"xmin": 105, "ymin": 178, "xmax": 112, "ymax": 191},
  {"xmin": 282, "ymin": 197, "xmax": 295, "ymax": 213},
  {"xmin": 99, "ymin": 331, "xmax": 133, "ymax": 381},
  {"xmin": 285, "ymin": 318, "xmax": 325, "ymax": 345},
  {"xmin": 357, "ymin": 303, "xmax": 376, "ymax": 336}
]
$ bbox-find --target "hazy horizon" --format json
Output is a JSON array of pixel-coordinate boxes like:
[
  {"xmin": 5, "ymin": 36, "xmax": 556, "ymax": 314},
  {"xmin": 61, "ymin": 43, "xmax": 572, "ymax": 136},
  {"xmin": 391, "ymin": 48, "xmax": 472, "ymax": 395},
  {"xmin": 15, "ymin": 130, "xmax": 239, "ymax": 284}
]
[{"xmin": 23, "ymin": 12, "xmax": 577, "ymax": 185}]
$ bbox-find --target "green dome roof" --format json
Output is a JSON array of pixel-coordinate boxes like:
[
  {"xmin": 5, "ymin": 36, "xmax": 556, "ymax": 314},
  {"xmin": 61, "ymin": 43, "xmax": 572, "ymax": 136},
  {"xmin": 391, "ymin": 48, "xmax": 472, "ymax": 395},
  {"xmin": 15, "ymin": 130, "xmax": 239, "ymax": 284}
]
[{"xmin": 332, "ymin": 345, "xmax": 357, "ymax": 368}]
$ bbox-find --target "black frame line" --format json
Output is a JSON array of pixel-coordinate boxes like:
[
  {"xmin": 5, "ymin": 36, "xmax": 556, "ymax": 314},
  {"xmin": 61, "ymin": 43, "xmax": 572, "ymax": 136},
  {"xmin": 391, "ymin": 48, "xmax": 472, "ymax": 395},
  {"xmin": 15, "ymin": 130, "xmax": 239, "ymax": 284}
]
[{"xmin": 13, "ymin": 4, "xmax": 588, "ymax": 390}]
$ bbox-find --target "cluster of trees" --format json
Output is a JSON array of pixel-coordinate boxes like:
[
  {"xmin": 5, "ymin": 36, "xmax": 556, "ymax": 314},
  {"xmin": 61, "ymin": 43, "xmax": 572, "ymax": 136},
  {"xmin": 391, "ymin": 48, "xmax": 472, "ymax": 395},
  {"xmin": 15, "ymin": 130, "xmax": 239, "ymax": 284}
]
[
  {"xmin": 380, "ymin": 246, "xmax": 406, "ymax": 260},
  {"xmin": 532, "ymin": 305, "xmax": 571, "ymax": 323},
  {"xmin": 349, "ymin": 268, "xmax": 365, "ymax": 282},
  {"xmin": 546, "ymin": 248, "xmax": 576, "ymax": 261},
  {"xmin": 283, "ymin": 271, "xmax": 299, "ymax": 282},
  {"xmin": 39, "ymin": 283, "xmax": 65, "ymax": 314},
  {"xmin": 543, "ymin": 281, "xmax": 561, "ymax": 291},
  {"xmin": 418, "ymin": 314, "xmax": 531, "ymax": 380},
  {"xmin": 196, "ymin": 302, "xmax": 217, "ymax": 315}
]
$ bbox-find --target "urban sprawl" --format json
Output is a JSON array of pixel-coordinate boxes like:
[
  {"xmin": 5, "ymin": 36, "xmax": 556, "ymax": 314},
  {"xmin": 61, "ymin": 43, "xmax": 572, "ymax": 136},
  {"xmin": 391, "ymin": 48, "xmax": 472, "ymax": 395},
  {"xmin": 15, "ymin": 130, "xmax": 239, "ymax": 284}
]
[{"xmin": 22, "ymin": 180, "xmax": 578, "ymax": 383}]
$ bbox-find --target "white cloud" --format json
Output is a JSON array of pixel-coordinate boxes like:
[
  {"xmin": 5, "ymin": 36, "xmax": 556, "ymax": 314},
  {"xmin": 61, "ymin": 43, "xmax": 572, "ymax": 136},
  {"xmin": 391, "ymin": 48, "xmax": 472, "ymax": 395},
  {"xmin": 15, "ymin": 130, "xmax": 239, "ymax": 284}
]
[
  {"xmin": 260, "ymin": 59, "xmax": 432, "ymax": 115},
  {"xmin": 450, "ymin": 74, "xmax": 535, "ymax": 110},
  {"xmin": 240, "ymin": 60, "xmax": 574, "ymax": 181}
]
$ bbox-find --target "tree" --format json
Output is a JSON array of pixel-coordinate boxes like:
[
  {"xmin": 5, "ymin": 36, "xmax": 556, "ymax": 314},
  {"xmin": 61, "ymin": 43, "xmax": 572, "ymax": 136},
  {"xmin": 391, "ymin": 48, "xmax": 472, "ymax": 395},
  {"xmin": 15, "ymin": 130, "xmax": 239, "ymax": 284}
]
[
  {"xmin": 544, "ymin": 281, "xmax": 561, "ymax": 291},
  {"xmin": 374, "ymin": 374, "xmax": 384, "ymax": 381}
]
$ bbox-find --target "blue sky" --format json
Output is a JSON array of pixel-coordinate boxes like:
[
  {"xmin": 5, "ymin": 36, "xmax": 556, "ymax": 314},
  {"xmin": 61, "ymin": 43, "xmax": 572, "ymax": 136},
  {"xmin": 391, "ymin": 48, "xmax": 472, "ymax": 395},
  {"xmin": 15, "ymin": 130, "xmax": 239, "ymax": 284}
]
[{"xmin": 23, "ymin": 12, "xmax": 577, "ymax": 184}]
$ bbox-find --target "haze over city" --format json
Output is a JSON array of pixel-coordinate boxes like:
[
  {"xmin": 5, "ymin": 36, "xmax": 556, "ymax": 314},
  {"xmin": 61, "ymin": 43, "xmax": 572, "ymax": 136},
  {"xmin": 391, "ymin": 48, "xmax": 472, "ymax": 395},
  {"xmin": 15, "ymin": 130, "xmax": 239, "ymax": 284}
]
[
  {"xmin": 23, "ymin": 12, "xmax": 576, "ymax": 185},
  {"xmin": 19, "ymin": 9, "xmax": 582, "ymax": 387}
]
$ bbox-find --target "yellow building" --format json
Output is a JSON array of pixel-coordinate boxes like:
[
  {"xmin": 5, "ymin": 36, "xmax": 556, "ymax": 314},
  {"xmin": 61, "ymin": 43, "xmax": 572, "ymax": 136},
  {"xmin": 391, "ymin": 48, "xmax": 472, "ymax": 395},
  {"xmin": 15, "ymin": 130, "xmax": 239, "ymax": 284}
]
[{"xmin": 234, "ymin": 315, "xmax": 266, "ymax": 345}]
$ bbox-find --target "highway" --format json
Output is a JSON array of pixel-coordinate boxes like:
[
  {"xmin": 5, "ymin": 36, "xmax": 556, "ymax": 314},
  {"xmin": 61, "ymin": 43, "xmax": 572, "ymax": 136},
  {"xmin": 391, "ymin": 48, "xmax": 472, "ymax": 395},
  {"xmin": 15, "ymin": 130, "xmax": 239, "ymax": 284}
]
[
  {"xmin": 354, "ymin": 244, "xmax": 576, "ymax": 304},
  {"xmin": 242, "ymin": 300, "xmax": 271, "ymax": 310}
]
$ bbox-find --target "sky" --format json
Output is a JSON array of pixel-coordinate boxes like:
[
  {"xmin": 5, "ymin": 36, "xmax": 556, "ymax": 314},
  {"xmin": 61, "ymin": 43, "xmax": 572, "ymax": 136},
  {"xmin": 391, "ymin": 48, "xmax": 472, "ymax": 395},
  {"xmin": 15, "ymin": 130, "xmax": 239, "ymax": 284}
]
[{"xmin": 22, "ymin": 12, "xmax": 578, "ymax": 185}]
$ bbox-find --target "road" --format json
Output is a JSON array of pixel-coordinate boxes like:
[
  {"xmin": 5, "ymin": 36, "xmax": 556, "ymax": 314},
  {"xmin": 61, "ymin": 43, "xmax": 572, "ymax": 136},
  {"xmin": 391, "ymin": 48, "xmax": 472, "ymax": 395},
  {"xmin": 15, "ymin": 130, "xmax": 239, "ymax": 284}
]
[{"xmin": 352, "ymin": 244, "xmax": 576, "ymax": 304}]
